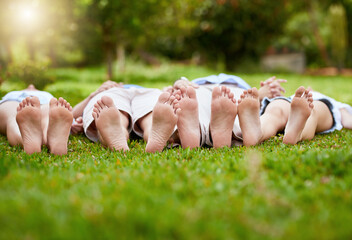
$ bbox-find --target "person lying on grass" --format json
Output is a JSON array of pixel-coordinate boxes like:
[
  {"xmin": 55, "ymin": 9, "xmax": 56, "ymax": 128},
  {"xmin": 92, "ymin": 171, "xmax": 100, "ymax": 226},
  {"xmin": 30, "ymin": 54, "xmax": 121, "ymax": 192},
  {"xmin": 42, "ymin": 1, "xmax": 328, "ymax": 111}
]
[
  {"xmin": 147, "ymin": 74, "xmax": 287, "ymax": 151},
  {"xmin": 71, "ymin": 81, "xmax": 171, "ymax": 152},
  {"xmin": 235, "ymin": 86, "xmax": 352, "ymax": 146},
  {"xmin": 0, "ymin": 84, "xmax": 73, "ymax": 155},
  {"xmin": 71, "ymin": 80, "xmax": 123, "ymax": 134}
]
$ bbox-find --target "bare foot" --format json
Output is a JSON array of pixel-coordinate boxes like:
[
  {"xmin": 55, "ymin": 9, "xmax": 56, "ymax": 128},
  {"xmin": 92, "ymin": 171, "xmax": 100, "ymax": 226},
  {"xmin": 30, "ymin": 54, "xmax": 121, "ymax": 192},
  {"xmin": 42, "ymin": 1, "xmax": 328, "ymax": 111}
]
[
  {"xmin": 47, "ymin": 98, "xmax": 74, "ymax": 155},
  {"xmin": 92, "ymin": 96, "xmax": 129, "ymax": 151},
  {"xmin": 237, "ymin": 88, "xmax": 262, "ymax": 146},
  {"xmin": 16, "ymin": 97, "xmax": 42, "ymax": 154},
  {"xmin": 283, "ymin": 87, "xmax": 313, "ymax": 144},
  {"xmin": 174, "ymin": 86, "xmax": 200, "ymax": 149},
  {"xmin": 210, "ymin": 86, "xmax": 237, "ymax": 148},
  {"xmin": 146, "ymin": 92, "xmax": 178, "ymax": 153}
]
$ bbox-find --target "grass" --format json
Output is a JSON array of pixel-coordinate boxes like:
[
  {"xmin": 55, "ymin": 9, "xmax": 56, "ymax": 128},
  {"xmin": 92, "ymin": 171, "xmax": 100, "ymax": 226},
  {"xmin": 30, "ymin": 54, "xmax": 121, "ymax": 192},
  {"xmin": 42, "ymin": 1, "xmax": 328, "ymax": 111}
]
[{"xmin": 1, "ymin": 63, "xmax": 352, "ymax": 239}]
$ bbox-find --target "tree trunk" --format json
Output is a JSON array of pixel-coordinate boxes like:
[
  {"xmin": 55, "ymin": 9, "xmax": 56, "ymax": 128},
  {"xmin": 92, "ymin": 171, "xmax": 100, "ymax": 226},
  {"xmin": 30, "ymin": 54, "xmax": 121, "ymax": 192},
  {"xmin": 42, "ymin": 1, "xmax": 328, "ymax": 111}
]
[
  {"xmin": 307, "ymin": 1, "xmax": 330, "ymax": 66},
  {"xmin": 106, "ymin": 49, "xmax": 113, "ymax": 80},
  {"xmin": 116, "ymin": 43, "xmax": 126, "ymax": 72}
]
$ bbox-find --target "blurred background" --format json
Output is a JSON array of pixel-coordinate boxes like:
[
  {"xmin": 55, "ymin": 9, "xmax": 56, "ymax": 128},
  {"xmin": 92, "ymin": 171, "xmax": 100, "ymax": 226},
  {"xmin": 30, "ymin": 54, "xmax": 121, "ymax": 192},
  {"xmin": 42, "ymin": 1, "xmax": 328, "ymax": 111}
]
[{"xmin": 0, "ymin": 0, "xmax": 351, "ymax": 102}]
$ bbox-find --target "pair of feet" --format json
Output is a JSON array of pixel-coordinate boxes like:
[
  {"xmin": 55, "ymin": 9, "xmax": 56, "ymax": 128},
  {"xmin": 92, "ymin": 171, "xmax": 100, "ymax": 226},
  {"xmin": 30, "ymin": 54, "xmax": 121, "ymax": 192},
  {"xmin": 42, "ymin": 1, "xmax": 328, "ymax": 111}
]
[
  {"xmin": 91, "ymin": 87, "xmax": 201, "ymax": 153},
  {"xmin": 146, "ymin": 86, "xmax": 201, "ymax": 153},
  {"xmin": 16, "ymin": 97, "xmax": 73, "ymax": 155}
]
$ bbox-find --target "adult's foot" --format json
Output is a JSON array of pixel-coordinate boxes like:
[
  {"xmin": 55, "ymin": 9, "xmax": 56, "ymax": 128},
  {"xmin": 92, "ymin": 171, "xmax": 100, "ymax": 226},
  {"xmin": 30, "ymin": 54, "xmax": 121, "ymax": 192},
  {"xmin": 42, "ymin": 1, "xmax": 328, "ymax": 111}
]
[
  {"xmin": 210, "ymin": 86, "xmax": 237, "ymax": 148},
  {"xmin": 174, "ymin": 86, "xmax": 200, "ymax": 149},
  {"xmin": 16, "ymin": 97, "xmax": 42, "ymax": 154},
  {"xmin": 146, "ymin": 92, "xmax": 178, "ymax": 153},
  {"xmin": 92, "ymin": 96, "xmax": 129, "ymax": 151},
  {"xmin": 47, "ymin": 97, "xmax": 74, "ymax": 155},
  {"xmin": 237, "ymin": 88, "xmax": 262, "ymax": 146},
  {"xmin": 283, "ymin": 87, "xmax": 313, "ymax": 144}
]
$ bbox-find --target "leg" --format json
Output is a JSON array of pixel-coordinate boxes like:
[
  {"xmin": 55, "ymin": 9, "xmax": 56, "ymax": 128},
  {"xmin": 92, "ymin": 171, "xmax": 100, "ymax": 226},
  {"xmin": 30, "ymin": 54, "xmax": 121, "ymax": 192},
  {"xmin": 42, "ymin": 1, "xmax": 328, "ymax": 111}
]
[
  {"xmin": 341, "ymin": 108, "xmax": 352, "ymax": 129},
  {"xmin": 47, "ymin": 98, "xmax": 74, "ymax": 155},
  {"xmin": 259, "ymin": 100, "xmax": 290, "ymax": 142},
  {"xmin": 145, "ymin": 92, "xmax": 178, "ymax": 153},
  {"xmin": 92, "ymin": 96, "xmax": 130, "ymax": 151},
  {"xmin": 209, "ymin": 86, "xmax": 237, "ymax": 148},
  {"xmin": 137, "ymin": 112, "xmax": 152, "ymax": 142},
  {"xmin": 16, "ymin": 97, "xmax": 43, "ymax": 154},
  {"xmin": 0, "ymin": 101, "xmax": 22, "ymax": 146},
  {"xmin": 174, "ymin": 86, "xmax": 200, "ymax": 149},
  {"xmin": 237, "ymin": 88, "xmax": 263, "ymax": 146}
]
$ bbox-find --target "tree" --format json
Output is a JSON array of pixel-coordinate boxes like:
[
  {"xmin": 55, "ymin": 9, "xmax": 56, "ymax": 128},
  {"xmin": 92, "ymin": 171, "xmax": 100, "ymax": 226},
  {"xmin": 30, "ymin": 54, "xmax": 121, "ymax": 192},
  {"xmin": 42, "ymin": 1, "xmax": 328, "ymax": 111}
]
[{"xmin": 185, "ymin": 0, "xmax": 291, "ymax": 70}]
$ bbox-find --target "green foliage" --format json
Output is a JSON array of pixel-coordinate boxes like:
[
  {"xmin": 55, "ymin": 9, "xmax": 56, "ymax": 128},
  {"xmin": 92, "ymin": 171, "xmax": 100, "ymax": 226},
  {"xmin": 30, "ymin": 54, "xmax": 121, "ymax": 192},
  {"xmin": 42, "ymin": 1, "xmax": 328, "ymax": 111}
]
[
  {"xmin": 186, "ymin": 0, "xmax": 290, "ymax": 69},
  {"xmin": 3, "ymin": 61, "xmax": 54, "ymax": 90},
  {"xmin": 329, "ymin": 4, "xmax": 348, "ymax": 70}
]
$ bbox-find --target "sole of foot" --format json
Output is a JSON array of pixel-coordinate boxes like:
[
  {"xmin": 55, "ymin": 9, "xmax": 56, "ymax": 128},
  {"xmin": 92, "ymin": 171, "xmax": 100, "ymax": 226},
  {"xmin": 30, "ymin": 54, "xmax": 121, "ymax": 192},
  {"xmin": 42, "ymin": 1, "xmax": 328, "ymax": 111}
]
[
  {"xmin": 237, "ymin": 88, "xmax": 262, "ymax": 146},
  {"xmin": 16, "ymin": 97, "xmax": 43, "ymax": 154},
  {"xmin": 146, "ymin": 92, "xmax": 178, "ymax": 153},
  {"xmin": 47, "ymin": 97, "xmax": 74, "ymax": 155},
  {"xmin": 283, "ymin": 86, "xmax": 313, "ymax": 144},
  {"xmin": 175, "ymin": 86, "xmax": 200, "ymax": 149},
  {"xmin": 210, "ymin": 86, "xmax": 237, "ymax": 148},
  {"xmin": 93, "ymin": 96, "xmax": 130, "ymax": 152}
]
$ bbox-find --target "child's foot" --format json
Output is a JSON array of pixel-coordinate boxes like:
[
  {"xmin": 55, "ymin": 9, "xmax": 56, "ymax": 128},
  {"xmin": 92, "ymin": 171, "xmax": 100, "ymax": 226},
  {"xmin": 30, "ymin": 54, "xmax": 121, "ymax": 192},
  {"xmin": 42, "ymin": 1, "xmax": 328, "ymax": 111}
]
[
  {"xmin": 92, "ymin": 96, "xmax": 129, "ymax": 151},
  {"xmin": 174, "ymin": 86, "xmax": 200, "ymax": 149},
  {"xmin": 47, "ymin": 98, "xmax": 74, "ymax": 155},
  {"xmin": 146, "ymin": 92, "xmax": 178, "ymax": 153},
  {"xmin": 16, "ymin": 97, "xmax": 42, "ymax": 154},
  {"xmin": 283, "ymin": 87, "xmax": 313, "ymax": 144},
  {"xmin": 237, "ymin": 88, "xmax": 262, "ymax": 146},
  {"xmin": 210, "ymin": 86, "xmax": 237, "ymax": 148}
]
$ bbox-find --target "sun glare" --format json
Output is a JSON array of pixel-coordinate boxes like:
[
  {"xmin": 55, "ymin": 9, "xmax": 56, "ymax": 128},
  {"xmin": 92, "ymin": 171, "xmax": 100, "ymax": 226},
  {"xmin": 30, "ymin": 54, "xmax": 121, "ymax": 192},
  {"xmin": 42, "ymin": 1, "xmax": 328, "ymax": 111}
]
[{"xmin": 19, "ymin": 6, "xmax": 38, "ymax": 26}]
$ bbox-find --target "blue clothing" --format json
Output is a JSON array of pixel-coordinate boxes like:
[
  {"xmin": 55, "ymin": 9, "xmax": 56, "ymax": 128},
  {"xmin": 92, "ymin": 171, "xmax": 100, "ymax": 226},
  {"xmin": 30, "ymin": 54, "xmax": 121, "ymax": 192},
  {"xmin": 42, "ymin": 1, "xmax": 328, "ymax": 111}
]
[
  {"xmin": 191, "ymin": 73, "xmax": 251, "ymax": 90},
  {"xmin": 123, "ymin": 84, "xmax": 143, "ymax": 89},
  {"xmin": 0, "ymin": 90, "xmax": 54, "ymax": 105}
]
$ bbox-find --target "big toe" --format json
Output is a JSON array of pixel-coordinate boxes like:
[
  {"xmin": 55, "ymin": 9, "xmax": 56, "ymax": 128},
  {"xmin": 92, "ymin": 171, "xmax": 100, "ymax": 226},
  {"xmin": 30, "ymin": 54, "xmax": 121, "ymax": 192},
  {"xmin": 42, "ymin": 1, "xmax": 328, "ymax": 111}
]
[
  {"xmin": 101, "ymin": 96, "xmax": 115, "ymax": 107},
  {"xmin": 50, "ymin": 97, "xmax": 58, "ymax": 107},
  {"xmin": 186, "ymin": 86, "xmax": 197, "ymax": 99},
  {"xmin": 295, "ymin": 86, "xmax": 306, "ymax": 97},
  {"xmin": 158, "ymin": 92, "xmax": 171, "ymax": 103},
  {"xmin": 29, "ymin": 96, "xmax": 40, "ymax": 107},
  {"xmin": 251, "ymin": 87, "xmax": 259, "ymax": 98},
  {"xmin": 212, "ymin": 86, "xmax": 221, "ymax": 100}
]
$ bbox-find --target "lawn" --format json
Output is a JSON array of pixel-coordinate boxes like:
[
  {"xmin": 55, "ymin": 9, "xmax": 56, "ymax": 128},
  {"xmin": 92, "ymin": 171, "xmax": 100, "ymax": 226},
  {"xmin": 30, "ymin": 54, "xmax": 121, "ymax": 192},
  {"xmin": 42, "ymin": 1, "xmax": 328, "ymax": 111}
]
[{"xmin": 1, "ymin": 64, "xmax": 352, "ymax": 239}]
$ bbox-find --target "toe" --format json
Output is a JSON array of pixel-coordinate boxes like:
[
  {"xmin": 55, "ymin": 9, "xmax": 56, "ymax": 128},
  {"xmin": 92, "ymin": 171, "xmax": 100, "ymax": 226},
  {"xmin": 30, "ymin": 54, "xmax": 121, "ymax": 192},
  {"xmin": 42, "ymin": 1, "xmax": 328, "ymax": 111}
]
[
  {"xmin": 228, "ymin": 92, "xmax": 234, "ymax": 99},
  {"xmin": 186, "ymin": 86, "xmax": 196, "ymax": 99},
  {"xmin": 97, "ymin": 99, "xmax": 105, "ymax": 110},
  {"xmin": 158, "ymin": 92, "xmax": 171, "ymax": 103},
  {"xmin": 251, "ymin": 87, "xmax": 259, "ymax": 98},
  {"xmin": 212, "ymin": 86, "xmax": 221, "ymax": 100},
  {"xmin": 295, "ymin": 86, "xmax": 305, "ymax": 97},
  {"xmin": 50, "ymin": 97, "xmax": 58, "ymax": 107},
  {"xmin": 92, "ymin": 111, "xmax": 98, "ymax": 120},
  {"xmin": 101, "ymin": 96, "xmax": 115, "ymax": 108}
]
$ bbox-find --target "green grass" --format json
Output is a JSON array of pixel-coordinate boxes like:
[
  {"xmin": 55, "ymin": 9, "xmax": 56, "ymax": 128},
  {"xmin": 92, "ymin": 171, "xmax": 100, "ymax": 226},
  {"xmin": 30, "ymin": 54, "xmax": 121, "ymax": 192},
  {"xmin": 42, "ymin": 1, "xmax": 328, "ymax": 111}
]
[{"xmin": 1, "ymin": 64, "xmax": 352, "ymax": 239}]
